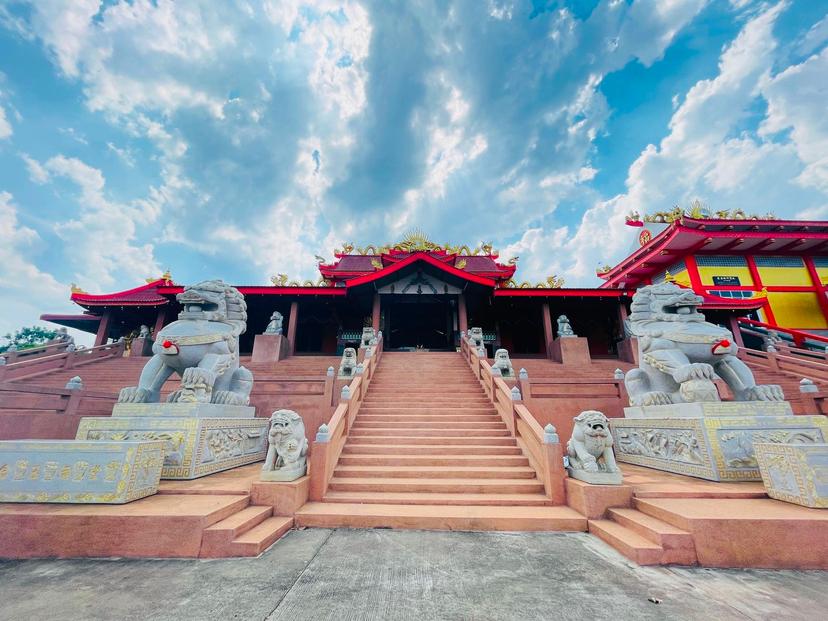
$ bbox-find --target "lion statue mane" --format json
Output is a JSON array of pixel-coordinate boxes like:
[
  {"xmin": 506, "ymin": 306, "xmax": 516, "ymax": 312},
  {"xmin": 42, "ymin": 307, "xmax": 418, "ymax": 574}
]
[
  {"xmin": 262, "ymin": 409, "xmax": 308, "ymax": 479},
  {"xmin": 339, "ymin": 347, "xmax": 357, "ymax": 378},
  {"xmin": 566, "ymin": 410, "xmax": 619, "ymax": 474},
  {"xmin": 624, "ymin": 282, "xmax": 783, "ymax": 406},
  {"xmin": 118, "ymin": 279, "xmax": 253, "ymax": 405}
]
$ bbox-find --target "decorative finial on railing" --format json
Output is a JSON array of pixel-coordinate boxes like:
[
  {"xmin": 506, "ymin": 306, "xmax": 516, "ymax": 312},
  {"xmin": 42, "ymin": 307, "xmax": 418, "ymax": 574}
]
[
  {"xmin": 614, "ymin": 368, "xmax": 625, "ymax": 380},
  {"xmin": 511, "ymin": 386, "xmax": 522, "ymax": 401},
  {"xmin": 316, "ymin": 424, "xmax": 330, "ymax": 442},
  {"xmin": 543, "ymin": 424, "xmax": 559, "ymax": 444},
  {"xmin": 327, "ymin": 366, "xmax": 334, "ymax": 377},
  {"xmin": 0, "ymin": 356, "xmax": 5, "ymax": 366},
  {"xmin": 65, "ymin": 376, "xmax": 83, "ymax": 390},
  {"xmin": 491, "ymin": 367, "xmax": 501, "ymax": 377},
  {"xmin": 341, "ymin": 385, "xmax": 351, "ymax": 400},
  {"xmin": 355, "ymin": 363, "xmax": 364, "ymax": 375},
  {"xmin": 800, "ymin": 378, "xmax": 818, "ymax": 393},
  {"xmin": 519, "ymin": 368, "xmax": 528, "ymax": 380},
  {"xmin": 477, "ymin": 346, "xmax": 486, "ymax": 359}
]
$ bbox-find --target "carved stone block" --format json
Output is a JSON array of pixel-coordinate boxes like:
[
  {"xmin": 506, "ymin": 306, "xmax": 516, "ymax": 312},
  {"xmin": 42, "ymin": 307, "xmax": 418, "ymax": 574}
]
[
  {"xmin": 755, "ymin": 442, "xmax": 828, "ymax": 508},
  {"xmin": 76, "ymin": 416, "xmax": 268, "ymax": 480},
  {"xmin": 611, "ymin": 414, "xmax": 828, "ymax": 482},
  {"xmin": 0, "ymin": 440, "xmax": 165, "ymax": 503}
]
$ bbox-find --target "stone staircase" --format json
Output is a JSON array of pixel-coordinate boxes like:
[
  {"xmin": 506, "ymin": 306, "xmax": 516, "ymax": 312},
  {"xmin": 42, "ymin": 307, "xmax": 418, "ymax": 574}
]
[
  {"xmin": 296, "ymin": 352, "xmax": 585, "ymax": 531},
  {"xmin": 199, "ymin": 505, "xmax": 293, "ymax": 558}
]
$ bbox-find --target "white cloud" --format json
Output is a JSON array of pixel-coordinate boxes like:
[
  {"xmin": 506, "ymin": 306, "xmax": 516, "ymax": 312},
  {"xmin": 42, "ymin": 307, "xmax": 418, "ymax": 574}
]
[
  {"xmin": 21, "ymin": 153, "xmax": 50, "ymax": 183},
  {"xmin": 0, "ymin": 104, "xmax": 11, "ymax": 139},
  {"xmin": 0, "ymin": 191, "xmax": 90, "ymax": 343}
]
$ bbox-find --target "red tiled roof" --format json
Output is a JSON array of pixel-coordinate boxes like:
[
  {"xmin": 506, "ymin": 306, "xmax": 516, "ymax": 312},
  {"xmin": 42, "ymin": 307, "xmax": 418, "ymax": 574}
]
[{"xmin": 71, "ymin": 279, "xmax": 172, "ymax": 308}]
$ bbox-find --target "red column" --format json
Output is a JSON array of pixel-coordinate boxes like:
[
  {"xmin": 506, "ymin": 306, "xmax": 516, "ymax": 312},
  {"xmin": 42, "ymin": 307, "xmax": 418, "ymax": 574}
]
[
  {"xmin": 153, "ymin": 307, "xmax": 168, "ymax": 336},
  {"xmin": 746, "ymin": 255, "xmax": 777, "ymax": 325},
  {"xmin": 729, "ymin": 316, "xmax": 745, "ymax": 348},
  {"xmin": 372, "ymin": 293, "xmax": 381, "ymax": 333},
  {"xmin": 458, "ymin": 294, "xmax": 468, "ymax": 335},
  {"xmin": 541, "ymin": 302, "xmax": 554, "ymax": 359},
  {"xmin": 683, "ymin": 255, "xmax": 703, "ymax": 292},
  {"xmin": 287, "ymin": 301, "xmax": 299, "ymax": 356},
  {"xmin": 94, "ymin": 310, "xmax": 112, "ymax": 347},
  {"xmin": 804, "ymin": 256, "xmax": 828, "ymax": 326}
]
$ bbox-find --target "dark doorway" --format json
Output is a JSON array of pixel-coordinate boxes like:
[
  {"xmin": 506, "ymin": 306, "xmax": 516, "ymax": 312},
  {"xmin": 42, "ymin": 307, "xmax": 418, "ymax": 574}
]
[{"xmin": 384, "ymin": 295, "xmax": 454, "ymax": 350}]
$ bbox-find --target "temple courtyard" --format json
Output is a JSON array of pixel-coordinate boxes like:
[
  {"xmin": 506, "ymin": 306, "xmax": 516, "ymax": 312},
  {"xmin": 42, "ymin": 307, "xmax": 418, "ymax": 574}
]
[{"xmin": 0, "ymin": 528, "xmax": 825, "ymax": 621}]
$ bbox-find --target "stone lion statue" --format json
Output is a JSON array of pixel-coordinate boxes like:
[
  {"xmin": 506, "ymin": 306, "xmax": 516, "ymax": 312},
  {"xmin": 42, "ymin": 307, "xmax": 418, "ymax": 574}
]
[
  {"xmin": 492, "ymin": 348, "xmax": 515, "ymax": 378},
  {"xmin": 118, "ymin": 280, "xmax": 253, "ymax": 405},
  {"xmin": 567, "ymin": 410, "xmax": 619, "ymax": 474},
  {"xmin": 360, "ymin": 327, "xmax": 376, "ymax": 348},
  {"xmin": 467, "ymin": 327, "xmax": 484, "ymax": 348},
  {"xmin": 338, "ymin": 347, "xmax": 357, "ymax": 378},
  {"xmin": 624, "ymin": 283, "xmax": 783, "ymax": 406},
  {"xmin": 264, "ymin": 311, "xmax": 283, "ymax": 335},
  {"xmin": 261, "ymin": 409, "xmax": 308, "ymax": 481}
]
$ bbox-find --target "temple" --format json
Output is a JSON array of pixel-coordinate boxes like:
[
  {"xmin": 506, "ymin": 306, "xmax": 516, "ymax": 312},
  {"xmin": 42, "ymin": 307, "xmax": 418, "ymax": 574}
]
[{"xmin": 43, "ymin": 224, "xmax": 816, "ymax": 357}]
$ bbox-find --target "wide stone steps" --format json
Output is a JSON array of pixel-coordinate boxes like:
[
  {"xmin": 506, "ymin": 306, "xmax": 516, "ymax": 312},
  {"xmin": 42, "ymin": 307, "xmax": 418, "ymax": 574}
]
[
  {"xmin": 358, "ymin": 406, "xmax": 496, "ymax": 415},
  {"xmin": 336, "ymin": 454, "xmax": 530, "ymax": 467},
  {"xmin": 342, "ymin": 443, "xmax": 523, "ymax": 455},
  {"xmin": 345, "ymin": 436, "xmax": 517, "ymax": 445},
  {"xmin": 321, "ymin": 491, "xmax": 553, "ymax": 506},
  {"xmin": 295, "ymin": 503, "xmax": 587, "ymax": 531},
  {"xmin": 351, "ymin": 421, "xmax": 505, "ymax": 430},
  {"xmin": 333, "ymin": 465, "xmax": 537, "ymax": 479},
  {"xmin": 198, "ymin": 504, "xmax": 295, "ymax": 558},
  {"xmin": 355, "ymin": 414, "xmax": 500, "ymax": 423},
  {"xmin": 327, "ymin": 477, "xmax": 544, "ymax": 494},
  {"xmin": 349, "ymin": 428, "xmax": 511, "ymax": 437}
]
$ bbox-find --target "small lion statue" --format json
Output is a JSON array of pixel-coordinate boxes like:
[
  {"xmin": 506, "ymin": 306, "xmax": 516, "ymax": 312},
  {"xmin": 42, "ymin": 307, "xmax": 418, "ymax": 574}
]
[
  {"xmin": 566, "ymin": 410, "xmax": 622, "ymax": 484},
  {"xmin": 261, "ymin": 409, "xmax": 308, "ymax": 481},
  {"xmin": 625, "ymin": 282, "xmax": 784, "ymax": 406},
  {"xmin": 467, "ymin": 327, "xmax": 484, "ymax": 348},
  {"xmin": 360, "ymin": 327, "xmax": 376, "ymax": 348},
  {"xmin": 338, "ymin": 347, "xmax": 357, "ymax": 378},
  {"xmin": 492, "ymin": 348, "xmax": 515, "ymax": 378},
  {"xmin": 118, "ymin": 280, "xmax": 253, "ymax": 405}
]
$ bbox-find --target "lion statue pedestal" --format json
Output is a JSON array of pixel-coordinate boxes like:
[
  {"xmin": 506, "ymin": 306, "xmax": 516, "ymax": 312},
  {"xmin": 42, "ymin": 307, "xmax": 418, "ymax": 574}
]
[
  {"xmin": 75, "ymin": 280, "xmax": 270, "ymax": 480},
  {"xmin": 610, "ymin": 283, "xmax": 828, "ymax": 482}
]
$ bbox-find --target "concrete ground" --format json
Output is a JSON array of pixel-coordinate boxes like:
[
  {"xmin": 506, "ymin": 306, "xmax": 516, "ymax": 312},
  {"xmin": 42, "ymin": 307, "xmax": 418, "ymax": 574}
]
[{"xmin": 1, "ymin": 529, "xmax": 825, "ymax": 621}]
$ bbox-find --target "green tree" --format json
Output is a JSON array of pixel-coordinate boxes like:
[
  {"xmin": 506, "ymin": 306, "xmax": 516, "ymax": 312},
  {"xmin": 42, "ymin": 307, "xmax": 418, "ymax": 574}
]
[{"xmin": 1, "ymin": 326, "xmax": 59, "ymax": 353}]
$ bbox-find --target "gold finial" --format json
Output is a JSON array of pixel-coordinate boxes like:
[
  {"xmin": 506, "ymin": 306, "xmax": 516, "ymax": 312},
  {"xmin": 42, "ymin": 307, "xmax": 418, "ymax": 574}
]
[
  {"xmin": 70, "ymin": 283, "xmax": 86, "ymax": 294},
  {"xmin": 456, "ymin": 259, "xmax": 467, "ymax": 270},
  {"xmin": 370, "ymin": 259, "xmax": 383, "ymax": 270},
  {"xmin": 271, "ymin": 274, "xmax": 289, "ymax": 287},
  {"xmin": 664, "ymin": 270, "xmax": 675, "ymax": 283},
  {"xmin": 546, "ymin": 275, "xmax": 564, "ymax": 288}
]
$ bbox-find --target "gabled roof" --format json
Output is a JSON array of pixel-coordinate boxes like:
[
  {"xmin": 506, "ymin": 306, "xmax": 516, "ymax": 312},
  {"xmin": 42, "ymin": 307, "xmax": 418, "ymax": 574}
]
[
  {"xmin": 344, "ymin": 252, "xmax": 498, "ymax": 289},
  {"xmin": 600, "ymin": 217, "xmax": 828, "ymax": 289},
  {"xmin": 71, "ymin": 278, "xmax": 172, "ymax": 308}
]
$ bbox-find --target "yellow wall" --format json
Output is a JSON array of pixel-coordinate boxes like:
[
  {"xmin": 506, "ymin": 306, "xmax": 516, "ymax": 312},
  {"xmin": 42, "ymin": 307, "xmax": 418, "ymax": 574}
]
[
  {"xmin": 766, "ymin": 292, "xmax": 828, "ymax": 329},
  {"xmin": 697, "ymin": 264, "xmax": 753, "ymax": 287},
  {"xmin": 755, "ymin": 265, "xmax": 811, "ymax": 286},
  {"xmin": 814, "ymin": 265, "xmax": 828, "ymax": 285}
]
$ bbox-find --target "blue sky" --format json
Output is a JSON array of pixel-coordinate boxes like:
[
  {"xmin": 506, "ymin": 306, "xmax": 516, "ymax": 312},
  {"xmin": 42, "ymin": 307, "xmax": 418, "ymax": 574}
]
[{"xmin": 0, "ymin": 0, "xmax": 827, "ymax": 342}]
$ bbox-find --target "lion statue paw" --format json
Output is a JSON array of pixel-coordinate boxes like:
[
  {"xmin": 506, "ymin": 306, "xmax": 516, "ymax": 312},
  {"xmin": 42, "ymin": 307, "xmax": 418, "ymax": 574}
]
[
  {"xmin": 640, "ymin": 391, "xmax": 673, "ymax": 406},
  {"xmin": 118, "ymin": 386, "xmax": 151, "ymax": 403},
  {"xmin": 743, "ymin": 384, "xmax": 785, "ymax": 402},
  {"xmin": 674, "ymin": 363, "xmax": 715, "ymax": 383},
  {"xmin": 213, "ymin": 390, "xmax": 248, "ymax": 406}
]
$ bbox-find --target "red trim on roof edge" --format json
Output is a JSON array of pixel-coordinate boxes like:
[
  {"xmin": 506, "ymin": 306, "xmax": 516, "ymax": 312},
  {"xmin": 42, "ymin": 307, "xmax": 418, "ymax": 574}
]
[{"xmin": 344, "ymin": 252, "xmax": 498, "ymax": 288}]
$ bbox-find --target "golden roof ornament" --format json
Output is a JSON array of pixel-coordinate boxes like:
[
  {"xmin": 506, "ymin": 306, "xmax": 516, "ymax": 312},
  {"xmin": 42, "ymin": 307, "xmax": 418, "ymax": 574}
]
[
  {"xmin": 456, "ymin": 259, "xmax": 467, "ymax": 270},
  {"xmin": 370, "ymin": 259, "xmax": 383, "ymax": 270},
  {"xmin": 271, "ymin": 274, "xmax": 289, "ymax": 287},
  {"xmin": 70, "ymin": 283, "xmax": 86, "ymax": 294}
]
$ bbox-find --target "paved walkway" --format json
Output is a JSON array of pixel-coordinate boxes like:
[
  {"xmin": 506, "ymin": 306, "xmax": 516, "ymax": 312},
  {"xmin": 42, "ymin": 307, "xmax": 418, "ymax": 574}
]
[{"xmin": 1, "ymin": 529, "xmax": 825, "ymax": 621}]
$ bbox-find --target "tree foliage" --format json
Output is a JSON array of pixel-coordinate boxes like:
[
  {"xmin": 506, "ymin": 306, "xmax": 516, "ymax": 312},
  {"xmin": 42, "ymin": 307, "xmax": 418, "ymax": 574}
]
[{"xmin": 1, "ymin": 326, "xmax": 59, "ymax": 353}]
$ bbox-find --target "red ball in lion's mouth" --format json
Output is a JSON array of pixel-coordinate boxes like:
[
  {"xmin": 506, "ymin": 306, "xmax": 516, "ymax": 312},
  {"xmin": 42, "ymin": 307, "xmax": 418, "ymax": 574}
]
[{"xmin": 162, "ymin": 340, "xmax": 173, "ymax": 348}]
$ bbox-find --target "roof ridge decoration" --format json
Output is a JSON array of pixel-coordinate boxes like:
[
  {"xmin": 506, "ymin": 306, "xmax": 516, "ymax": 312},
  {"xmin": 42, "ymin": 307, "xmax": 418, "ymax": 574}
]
[
  {"xmin": 330, "ymin": 229, "xmax": 508, "ymax": 259},
  {"xmin": 502, "ymin": 275, "xmax": 565, "ymax": 289},
  {"xmin": 626, "ymin": 201, "xmax": 776, "ymax": 226},
  {"xmin": 270, "ymin": 274, "xmax": 333, "ymax": 287}
]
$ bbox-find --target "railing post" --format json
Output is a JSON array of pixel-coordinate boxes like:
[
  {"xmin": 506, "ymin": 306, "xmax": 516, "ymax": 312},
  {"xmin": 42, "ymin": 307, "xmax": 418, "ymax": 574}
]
[
  {"xmin": 324, "ymin": 367, "xmax": 335, "ymax": 406},
  {"xmin": 542, "ymin": 425, "xmax": 567, "ymax": 504}
]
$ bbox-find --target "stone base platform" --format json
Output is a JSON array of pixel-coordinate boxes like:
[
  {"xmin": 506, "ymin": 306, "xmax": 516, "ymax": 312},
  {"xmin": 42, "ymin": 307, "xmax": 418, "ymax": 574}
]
[
  {"xmin": 0, "ymin": 440, "xmax": 164, "ymax": 504},
  {"xmin": 755, "ymin": 442, "xmax": 828, "ymax": 508},
  {"xmin": 0, "ymin": 464, "xmax": 295, "ymax": 559},
  {"xmin": 578, "ymin": 464, "xmax": 828, "ymax": 569},
  {"xmin": 76, "ymin": 416, "xmax": 269, "ymax": 480},
  {"xmin": 610, "ymin": 415, "xmax": 828, "ymax": 481},
  {"xmin": 623, "ymin": 401, "xmax": 793, "ymax": 419},
  {"xmin": 111, "ymin": 402, "xmax": 255, "ymax": 418}
]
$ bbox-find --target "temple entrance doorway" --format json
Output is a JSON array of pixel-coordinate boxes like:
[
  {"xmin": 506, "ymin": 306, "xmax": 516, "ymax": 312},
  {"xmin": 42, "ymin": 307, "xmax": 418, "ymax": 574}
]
[{"xmin": 383, "ymin": 295, "xmax": 454, "ymax": 350}]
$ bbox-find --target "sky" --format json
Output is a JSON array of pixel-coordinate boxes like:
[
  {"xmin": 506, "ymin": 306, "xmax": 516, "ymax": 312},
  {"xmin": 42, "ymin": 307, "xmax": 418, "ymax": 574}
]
[{"xmin": 0, "ymin": 0, "xmax": 827, "ymax": 344}]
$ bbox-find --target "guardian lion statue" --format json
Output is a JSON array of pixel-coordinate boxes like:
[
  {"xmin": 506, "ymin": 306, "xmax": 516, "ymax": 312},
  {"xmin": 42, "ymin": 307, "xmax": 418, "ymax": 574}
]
[
  {"xmin": 567, "ymin": 410, "xmax": 619, "ymax": 475},
  {"xmin": 118, "ymin": 280, "xmax": 253, "ymax": 405},
  {"xmin": 467, "ymin": 327, "xmax": 484, "ymax": 348},
  {"xmin": 338, "ymin": 347, "xmax": 357, "ymax": 378},
  {"xmin": 624, "ymin": 283, "xmax": 783, "ymax": 406},
  {"xmin": 261, "ymin": 409, "xmax": 308, "ymax": 481},
  {"xmin": 492, "ymin": 348, "xmax": 515, "ymax": 378}
]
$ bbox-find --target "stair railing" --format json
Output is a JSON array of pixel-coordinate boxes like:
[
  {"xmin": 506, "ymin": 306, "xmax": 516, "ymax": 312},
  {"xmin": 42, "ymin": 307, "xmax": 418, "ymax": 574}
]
[
  {"xmin": 0, "ymin": 340, "xmax": 72, "ymax": 364},
  {"xmin": 460, "ymin": 338, "xmax": 566, "ymax": 503},
  {"xmin": 308, "ymin": 335, "xmax": 384, "ymax": 501},
  {"xmin": 0, "ymin": 340, "xmax": 126, "ymax": 383},
  {"xmin": 738, "ymin": 347, "xmax": 828, "ymax": 383}
]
